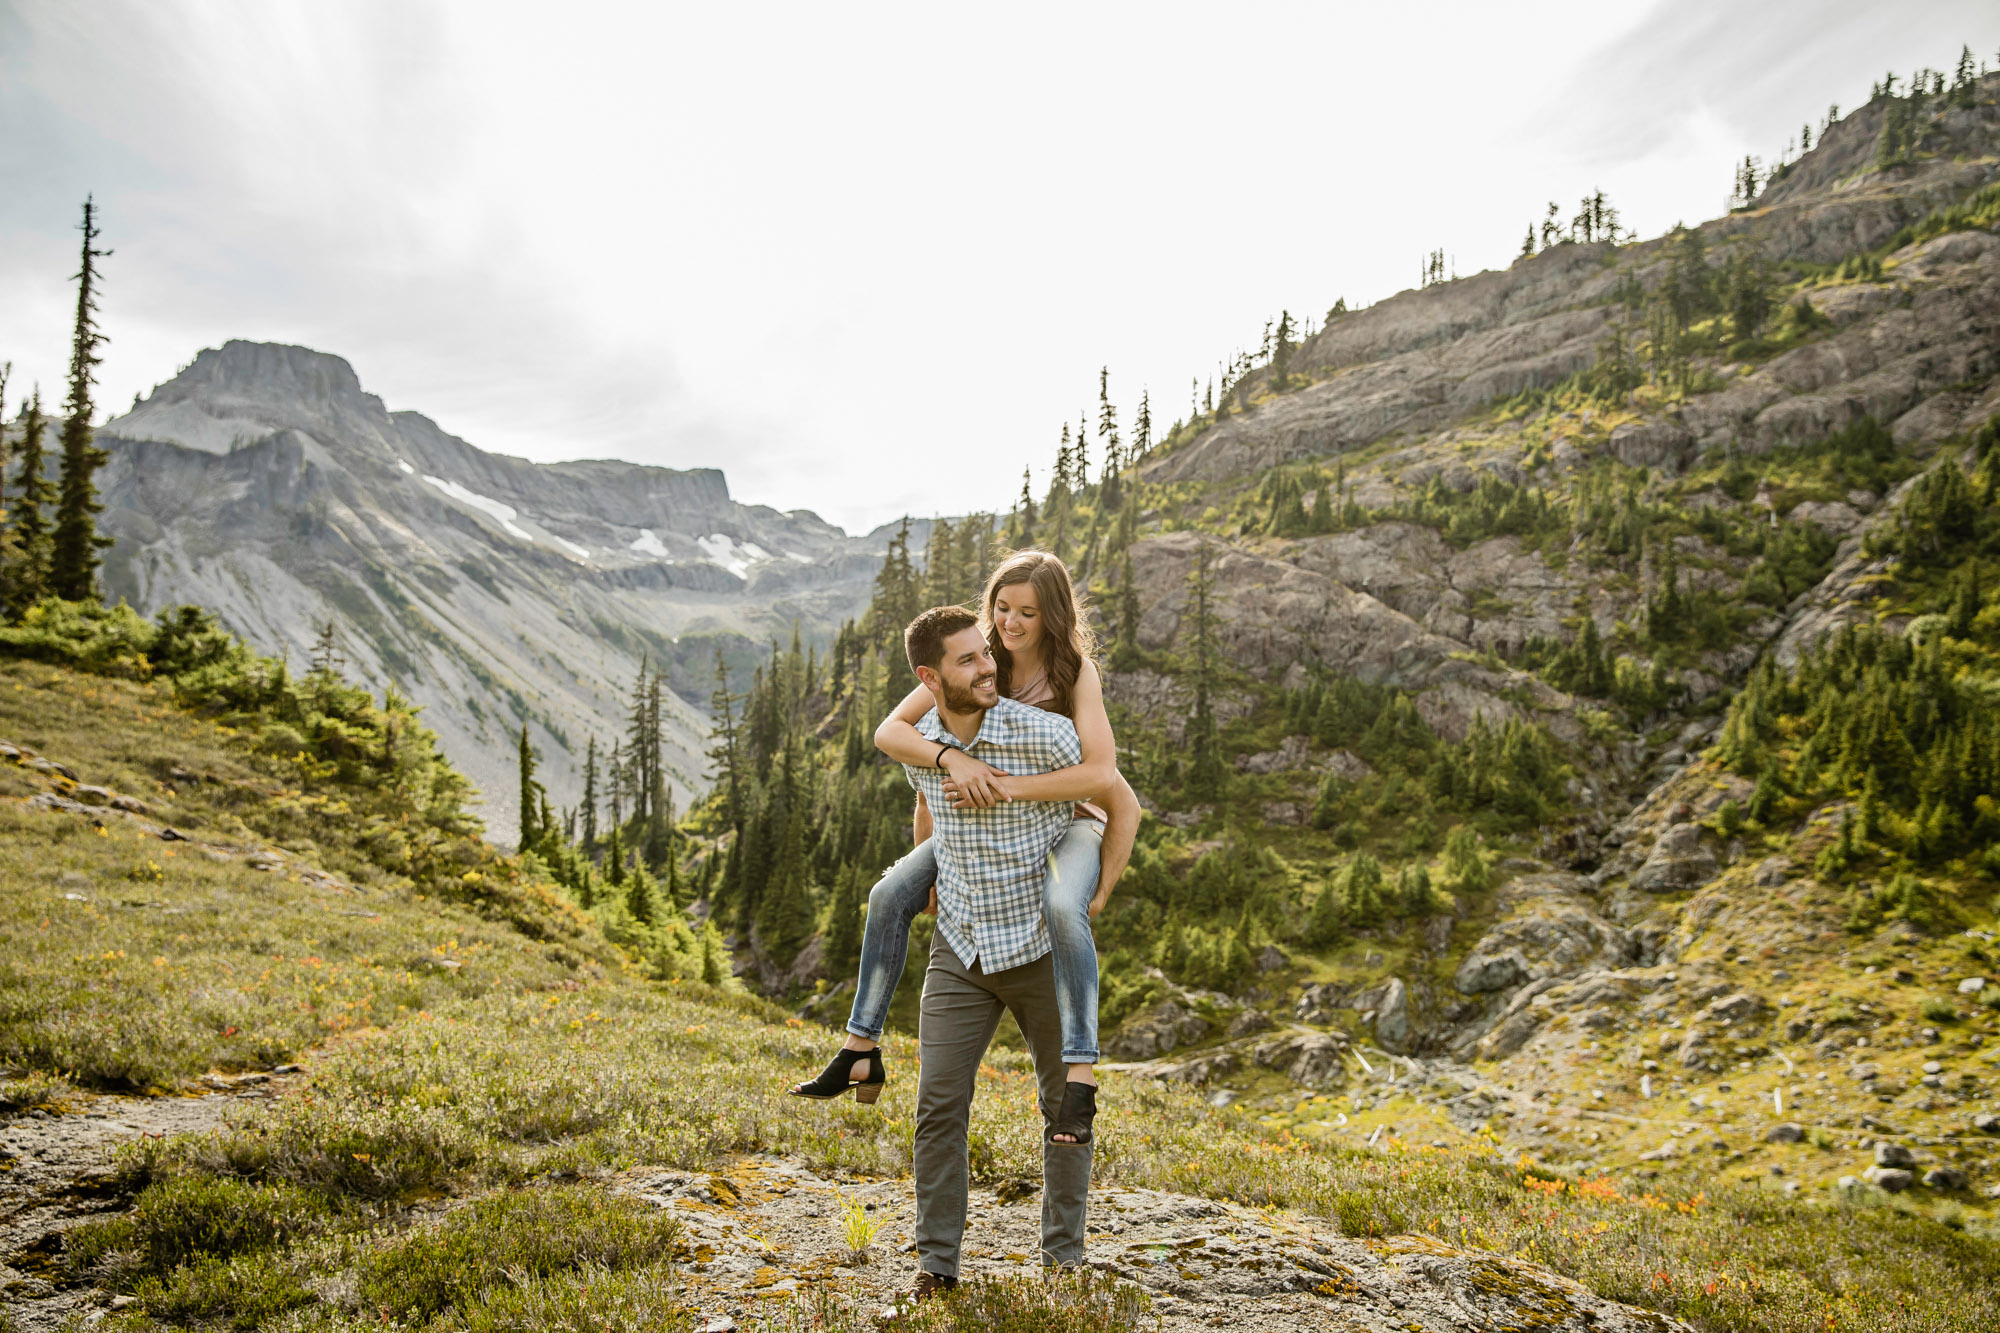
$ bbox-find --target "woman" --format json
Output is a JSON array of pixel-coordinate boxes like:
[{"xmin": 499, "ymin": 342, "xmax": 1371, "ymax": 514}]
[{"xmin": 789, "ymin": 550, "xmax": 1139, "ymax": 1146}]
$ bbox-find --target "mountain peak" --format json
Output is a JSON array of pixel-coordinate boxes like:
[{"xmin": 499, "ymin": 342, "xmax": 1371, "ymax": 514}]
[{"xmin": 105, "ymin": 339, "xmax": 389, "ymax": 457}]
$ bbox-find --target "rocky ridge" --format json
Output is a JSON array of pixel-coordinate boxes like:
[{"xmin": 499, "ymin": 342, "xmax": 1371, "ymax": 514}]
[{"xmin": 94, "ymin": 341, "xmax": 902, "ymax": 838}]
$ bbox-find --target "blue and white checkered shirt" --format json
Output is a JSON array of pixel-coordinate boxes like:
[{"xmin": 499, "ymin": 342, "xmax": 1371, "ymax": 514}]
[{"xmin": 906, "ymin": 696, "xmax": 1083, "ymax": 974}]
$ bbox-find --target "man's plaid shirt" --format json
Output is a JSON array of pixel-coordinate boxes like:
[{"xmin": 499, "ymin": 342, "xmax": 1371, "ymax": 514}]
[{"xmin": 906, "ymin": 696, "xmax": 1083, "ymax": 974}]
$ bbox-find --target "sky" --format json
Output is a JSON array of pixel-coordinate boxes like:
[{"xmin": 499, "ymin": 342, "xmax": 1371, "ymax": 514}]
[{"xmin": 2, "ymin": 1, "xmax": 1996, "ymax": 535}]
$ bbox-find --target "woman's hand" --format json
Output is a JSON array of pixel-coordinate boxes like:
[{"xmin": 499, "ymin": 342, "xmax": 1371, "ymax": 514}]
[{"xmin": 940, "ymin": 748, "xmax": 1011, "ymax": 809}]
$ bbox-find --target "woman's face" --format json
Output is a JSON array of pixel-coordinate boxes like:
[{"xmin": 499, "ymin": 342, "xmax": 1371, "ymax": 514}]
[{"xmin": 991, "ymin": 580, "xmax": 1044, "ymax": 658}]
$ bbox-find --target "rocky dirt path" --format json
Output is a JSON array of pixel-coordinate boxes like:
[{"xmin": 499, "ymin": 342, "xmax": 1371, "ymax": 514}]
[
  {"xmin": 619, "ymin": 1154, "xmax": 1689, "ymax": 1332},
  {"xmin": 4, "ymin": 1078, "xmax": 1686, "ymax": 1332},
  {"xmin": 0, "ymin": 1072, "xmax": 298, "ymax": 1331}
]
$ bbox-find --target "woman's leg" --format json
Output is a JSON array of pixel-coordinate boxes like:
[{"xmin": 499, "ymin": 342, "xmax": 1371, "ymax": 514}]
[
  {"xmin": 842, "ymin": 840, "xmax": 940, "ymax": 1049},
  {"xmin": 1042, "ymin": 819, "xmax": 1104, "ymax": 1078}
]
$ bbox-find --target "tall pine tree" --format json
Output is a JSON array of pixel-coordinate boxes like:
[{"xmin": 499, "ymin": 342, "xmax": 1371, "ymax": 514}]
[
  {"xmin": 7, "ymin": 390, "xmax": 55, "ymax": 613},
  {"xmin": 51, "ymin": 197, "xmax": 112, "ymax": 602}
]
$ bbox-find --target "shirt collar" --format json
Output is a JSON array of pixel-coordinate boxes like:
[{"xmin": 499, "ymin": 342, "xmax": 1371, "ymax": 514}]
[{"xmin": 916, "ymin": 697, "xmax": 1020, "ymax": 749}]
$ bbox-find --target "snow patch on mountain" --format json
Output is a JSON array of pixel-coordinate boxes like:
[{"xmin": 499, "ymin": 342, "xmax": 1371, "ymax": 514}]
[
  {"xmin": 697, "ymin": 533, "xmax": 769, "ymax": 578},
  {"xmin": 630, "ymin": 529, "xmax": 670, "ymax": 558},
  {"xmin": 422, "ymin": 475, "xmax": 533, "ymax": 541}
]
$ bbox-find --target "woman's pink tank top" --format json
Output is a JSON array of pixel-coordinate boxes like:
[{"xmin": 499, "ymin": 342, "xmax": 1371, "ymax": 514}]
[{"xmin": 1010, "ymin": 671, "xmax": 1107, "ymax": 823}]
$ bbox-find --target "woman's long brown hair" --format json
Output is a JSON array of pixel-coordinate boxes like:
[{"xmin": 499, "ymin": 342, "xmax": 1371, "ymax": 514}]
[{"xmin": 983, "ymin": 549, "xmax": 1097, "ymax": 718}]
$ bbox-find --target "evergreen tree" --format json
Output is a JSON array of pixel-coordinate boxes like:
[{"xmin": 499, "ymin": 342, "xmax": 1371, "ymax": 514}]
[
  {"xmin": 823, "ymin": 863, "xmax": 866, "ymax": 979},
  {"xmin": 1098, "ymin": 368, "xmax": 1123, "ymax": 511},
  {"xmin": 6, "ymin": 391, "xmax": 55, "ymax": 613},
  {"xmin": 754, "ymin": 735, "xmax": 817, "ymax": 967},
  {"xmin": 580, "ymin": 735, "xmax": 600, "ymax": 852},
  {"xmin": 50, "ymin": 197, "xmax": 112, "ymax": 602},
  {"xmin": 604, "ymin": 821, "xmax": 627, "ymax": 888},
  {"xmin": 516, "ymin": 723, "xmax": 544, "ymax": 852},
  {"xmin": 1304, "ymin": 874, "xmax": 1345, "ymax": 946},
  {"xmin": 1113, "ymin": 549, "xmax": 1143, "ymax": 669},
  {"xmin": 1185, "ymin": 541, "xmax": 1226, "ymax": 797},
  {"xmin": 1133, "ymin": 389, "xmax": 1152, "ymax": 465},
  {"xmin": 1727, "ymin": 250, "xmax": 1772, "ymax": 339},
  {"xmin": 1271, "ymin": 310, "xmax": 1295, "ymax": 392},
  {"xmin": 1012, "ymin": 468, "xmax": 1038, "ymax": 548}
]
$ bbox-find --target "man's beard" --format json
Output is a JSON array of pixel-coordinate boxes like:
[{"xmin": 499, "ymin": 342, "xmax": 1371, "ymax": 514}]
[{"xmin": 940, "ymin": 672, "xmax": 995, "ymax": 714}]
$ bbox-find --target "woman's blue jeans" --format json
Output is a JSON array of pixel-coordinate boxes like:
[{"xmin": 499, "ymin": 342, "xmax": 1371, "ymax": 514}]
[{"xmin": 845, "ymin": 819, "xmax": 1103, "ymax": 1064}]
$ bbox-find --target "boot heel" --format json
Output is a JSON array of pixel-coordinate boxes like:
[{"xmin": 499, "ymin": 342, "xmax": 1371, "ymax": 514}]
[{"xmin": 854, "ymin": 1082, "xmax": 883, "ymax": 1105}]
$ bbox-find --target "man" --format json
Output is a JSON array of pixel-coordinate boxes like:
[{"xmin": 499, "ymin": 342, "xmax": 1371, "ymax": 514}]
[{"xmin": 898, "ymin": 604, "xmax": 1092, "ymax": 1301}]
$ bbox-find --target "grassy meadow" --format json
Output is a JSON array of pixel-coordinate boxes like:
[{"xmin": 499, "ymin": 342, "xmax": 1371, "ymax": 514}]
[{"xmin": 2, "ymin": 654, "xmax": 1997, "ymax": 1333}]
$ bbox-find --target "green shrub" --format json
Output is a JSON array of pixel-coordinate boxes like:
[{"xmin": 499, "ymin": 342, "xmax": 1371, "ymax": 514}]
[
  {"xmin": 428, "ymin": 1262, "xmax": 692, "ymax": 1333},
  {"xmin": 65, "ymin": 1176, "xmax": 331, "ymax": 1282},
  {"xmin": 1921, "ymin": 997, "xmax": 1960, "ymax": 1024},
  {"xmin": 357, "ymin": 1186, "xmax": 683, "ymax": 1320},
  {"xmin": 137, "ymin": 1248, "xmax": 316, "ymax": 1328}
]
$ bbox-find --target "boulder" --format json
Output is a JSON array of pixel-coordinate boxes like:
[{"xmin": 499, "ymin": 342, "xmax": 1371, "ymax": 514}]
[
  {"xmin": 1253, "ymin": 1032, "xmax": 1350, "ymax": 1090},
  {"xmin": 1631, "ymin": 823, "xmax": 1720, "ymax": 893},
  {"xmin": 1863, "ymin": 1166, "xmax": 1915, "ymax": 1192},
  {"xmin": 1476, "ymin": 1007, "xmax": 1545, "ymax": 1060},
  {"xmin": 1455, "ymin": 947, "xmax": 1531, "ymax": 996},
  {"xmin": 1104, "ymin": 1001, "xmax": 1211, "ymax": 1061},
  {"xmin": 1872, "ymin": 1142, "xmax": 1916, "ymax": 1169},
  {"xmin": 1451, "ymin": 873, "xmax": 1634, "ymax": 996},
  {"xmin": 1235, "ymin": 736, "xmax": 1311, "ymax": 774},
  {"xmin": 1227, "ymin": 1009, "xmax": 1273, "ymax": 1039},
  {"xmin": 1701, "ymin": 992, "xmax": 1767, "ymax": 1024},
  {"xmin": 1353, "ymin": 977, "xmax": 1410, "ymax": 1051},
  {"xmin": 1609, "ymin": 419, "xmax": 1697, "ymax": 472},
  {"xmin": 1295, "ymin": 982, "xmax": 1347, "ymax": 1024},
  {"xmin": 1972, "ymin": 1111, "xmax": 2000, "ymax": 1135},
  {"xmin": 1923, "ymin": 1166, "xmax": 1970, "ymax": 1190},
  {"xmin": 1765, "ymin": 1123, "xmax": 1805, "ymax": 1143}
]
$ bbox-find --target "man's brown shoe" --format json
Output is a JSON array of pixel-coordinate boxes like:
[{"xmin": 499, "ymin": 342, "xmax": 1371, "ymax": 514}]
[{"xmin": 911, "ymin": 1271, "xmax": 959, "ymax": 1301}]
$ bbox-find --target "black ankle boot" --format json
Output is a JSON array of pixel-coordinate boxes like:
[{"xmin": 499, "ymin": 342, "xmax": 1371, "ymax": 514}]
[
  {"xmin": 789, "ymin": 1046, "xmax": 886, "ymax": 1103},
  {"xmin": 1047, "ymin": 1081, "xmax": 1097, "ymax": 1144}
]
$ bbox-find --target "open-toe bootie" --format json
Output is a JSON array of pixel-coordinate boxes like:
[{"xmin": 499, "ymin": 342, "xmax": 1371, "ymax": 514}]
[
  {"xmin": 789, "ymin": 1046, "xmax": 886, "ymax": 1103},
  {"xmin": 1046, "ymin": 1081, "xmax": 1097, "ymax": 1144}
]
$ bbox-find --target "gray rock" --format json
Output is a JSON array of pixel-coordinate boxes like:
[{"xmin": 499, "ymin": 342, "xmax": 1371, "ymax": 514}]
[
  {"xmin": 1227, "ymin": 1009, "xmax": 1273, "ymax": 1039},
  {"xmin": 1702, "ymin": 992, "xmax": 1767, "ymax": 1023},
  {"xmin": 1354, "ymin": 977, "xmax": 1410, "ymax": 1051},
  {"xmin": 1295, "ymin": 982, "xmax": 1347, "ymax": 1023},
  {"xmin": 1103, "ymin": 1001, "xmax": 1211, "ymax": 1061},
  {"xmin": 1864, "ymin": 1166, "xmax": 1915, "ymax": 1192},
  {"xmin": 1765, "ymin": 1123, "xmax": 1805, "ymax": 1143},
  {"xmin": 1455, "ymin": 947, "xmax": 1531, "ymax": 995},
  {"xmin": 1253, "ymin": 1032, "xmax": 1350, "ymax": 1090},
  {"xmin": 1872, "ymin": 1142, "xmax": 1916, "ymax": 1169},
  {"xmin": 1255, "ymin": 945, "xmax": 1290, "ymax": 974},
  {"xmin": 1609, "ymin": 419, "xmax": 1697, "ymax": 472},
  {"xmin": 1922, "ymin": 1166, "xmax": 1970, "ymax": 1190},
  {"xmin": 1631, "ymin": 823, "xmax": 1720, "ymax": 893},
  {"xmin": 1235, "ymin": 735, "xmax": 1311, "ymax": 774},
  {"xmin": 1970, "ymin": 1112, "xmax": 2000, "ymax": 1134}
]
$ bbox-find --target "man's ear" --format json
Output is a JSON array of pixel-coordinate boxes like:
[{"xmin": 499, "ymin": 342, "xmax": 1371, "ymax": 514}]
[{"xmin": 914, "ymin": 663, "xmax": 942, "ymax": 693}]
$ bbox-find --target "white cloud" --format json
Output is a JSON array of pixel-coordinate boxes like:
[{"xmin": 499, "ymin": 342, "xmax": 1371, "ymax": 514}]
[{"xmin": 2, "ymin": 1, "xmax": 1995, "ymax": 533}]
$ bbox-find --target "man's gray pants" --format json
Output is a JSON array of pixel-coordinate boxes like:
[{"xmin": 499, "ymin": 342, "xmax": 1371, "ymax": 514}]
[{"xmin": 914, "ymin": 932, "xmax": 1092, "ymax": 1278}]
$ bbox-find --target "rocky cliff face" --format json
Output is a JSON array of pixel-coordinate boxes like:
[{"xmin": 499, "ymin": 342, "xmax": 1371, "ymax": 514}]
[
  {"xmin": 1081, "ymin": 78, "xmax": 2000, "ymax": 1197},
  {"xmin": 1119, "ymin": 76, "xmax": 2000, "ymax": 741},
  {"xmin": 96, "ymin": 341, "xmax": 894, "ymax": 838}
]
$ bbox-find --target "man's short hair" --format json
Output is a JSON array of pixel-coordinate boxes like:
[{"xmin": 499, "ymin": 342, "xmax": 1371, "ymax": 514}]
[{"xmin": 906, "ymin": 605, "xmax": 980, "ymax": 675}]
